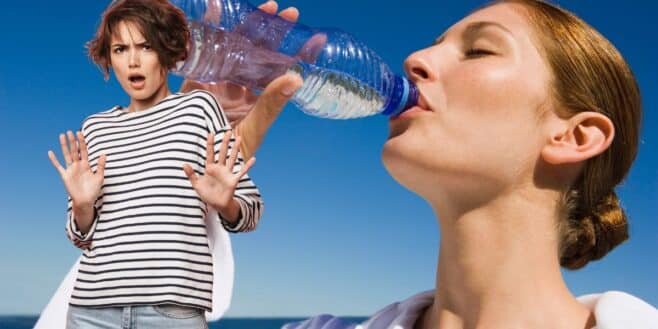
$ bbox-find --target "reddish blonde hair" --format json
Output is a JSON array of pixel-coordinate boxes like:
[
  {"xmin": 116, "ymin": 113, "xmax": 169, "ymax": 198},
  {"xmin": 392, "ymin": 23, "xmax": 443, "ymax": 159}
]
[{"xmin": 492, "ymin": 0, "xmax": 641, "ymax": 269}]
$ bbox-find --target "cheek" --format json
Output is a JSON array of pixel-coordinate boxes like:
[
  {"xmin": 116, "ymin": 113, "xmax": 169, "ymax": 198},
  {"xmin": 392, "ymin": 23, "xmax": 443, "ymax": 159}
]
[
  {"xmin": 109, "ymin": 55, "xmax": 124, "ymax": 75},
  {"xmin": 146, "ymin": 55, "xmax": 166, "ymax": 79},
  {"xmin": 443, "ymin": 62, "xmax": 545, "ymax": 136},
  {"xmin": 445, "ymin": 63, "xmax": 523, "ymax": 117}
]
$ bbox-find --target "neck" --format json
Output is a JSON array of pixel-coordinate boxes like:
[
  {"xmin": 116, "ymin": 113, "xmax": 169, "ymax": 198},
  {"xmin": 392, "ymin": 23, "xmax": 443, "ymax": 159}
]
[
  {"xmin": 127, "ymin": 83, "xmax": 171, "ymax": 112},
  {"xmin": 419, "ymin": 191, "xmax": 595, "ymax": 329}
]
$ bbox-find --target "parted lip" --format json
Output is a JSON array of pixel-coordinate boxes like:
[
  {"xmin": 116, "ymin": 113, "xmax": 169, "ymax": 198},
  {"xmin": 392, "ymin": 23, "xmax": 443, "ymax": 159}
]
[
  {"xmin": 128, "ymin": 73, "xmax": 145, "ymax": 82},
  {"xmin": 417, "ymin": 92, "xmax": 432, "ymax": 112}
]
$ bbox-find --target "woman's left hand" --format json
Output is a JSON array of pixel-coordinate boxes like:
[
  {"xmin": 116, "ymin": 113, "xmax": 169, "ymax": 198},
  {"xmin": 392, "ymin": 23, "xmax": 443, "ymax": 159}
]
[
  {"xmin": 180, "ymin": 1, "xmax": 304, "ymax": 159},
  {"xmin": 180, "ymin": 1, "xmax": 300, "ymax": 122},
  {"xmin": 183, "ymin": 131, "xmax": 255, "ymax": 218}
]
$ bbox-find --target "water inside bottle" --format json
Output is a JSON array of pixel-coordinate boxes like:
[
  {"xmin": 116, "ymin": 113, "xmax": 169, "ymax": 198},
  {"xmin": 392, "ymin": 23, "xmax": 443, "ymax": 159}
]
[{"xmin": 290, "ymin": 64, "xmax": 386, "ymax": 119}]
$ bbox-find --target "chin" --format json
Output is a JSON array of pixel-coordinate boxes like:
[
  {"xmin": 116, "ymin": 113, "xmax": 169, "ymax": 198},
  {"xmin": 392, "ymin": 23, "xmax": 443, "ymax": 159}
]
[
  {"xmin": 382, "ymin": 134, "xmax": 457, "ymax": 204},
  {"xmin": 387, "ymin": 118, "xmax": 412, "ymax": 140},
  {"xmin": 123, "ymin": 89, "xmax": 142, "ymax": 100},
  {"xmin": 382, "ymin": 137, "xmax": 425, "ymax": 192},
  {"xmin": 132, "ymin": 89, "xmax": 153, "ymax": 99},
  {"xmin": 382, "ymin": 132, "xmax": 405, "ymax": 169}
]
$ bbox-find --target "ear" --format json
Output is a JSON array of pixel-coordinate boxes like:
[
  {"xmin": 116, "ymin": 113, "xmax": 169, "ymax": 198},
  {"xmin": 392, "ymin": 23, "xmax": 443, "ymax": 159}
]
[{"xmin": 541, "ymin": 112, "xmax": 615, "ymax": 165}]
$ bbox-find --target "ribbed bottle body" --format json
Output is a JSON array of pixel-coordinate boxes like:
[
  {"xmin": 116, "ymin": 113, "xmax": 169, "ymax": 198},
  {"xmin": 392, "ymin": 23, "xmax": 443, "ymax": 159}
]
[{"xmin": 169, "ymin": 0, "xmax": 417, "ymax": 118}]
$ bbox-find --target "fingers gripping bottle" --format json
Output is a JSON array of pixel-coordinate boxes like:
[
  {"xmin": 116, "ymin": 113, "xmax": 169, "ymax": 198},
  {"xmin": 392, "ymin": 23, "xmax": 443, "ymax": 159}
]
[{"xmin": 170, "ymin": 0, "xmax": 418, "ymax": 119}]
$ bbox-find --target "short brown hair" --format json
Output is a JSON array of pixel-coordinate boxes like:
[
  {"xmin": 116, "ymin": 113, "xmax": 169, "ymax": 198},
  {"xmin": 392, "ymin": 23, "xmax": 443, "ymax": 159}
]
[
  {"xmin": 87, "ymin": 0, "xmax": 190, "ymax": 80},
  {"xmin": 494, "ymin": 0, "xmax": 642, "ymax": 269}
]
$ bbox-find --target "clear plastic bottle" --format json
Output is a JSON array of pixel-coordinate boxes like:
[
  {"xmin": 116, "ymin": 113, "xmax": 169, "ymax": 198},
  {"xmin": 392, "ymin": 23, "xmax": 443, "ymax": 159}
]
[{"xmin": 170, "ymin": 0, "xmax": 418, "ymax": 119}]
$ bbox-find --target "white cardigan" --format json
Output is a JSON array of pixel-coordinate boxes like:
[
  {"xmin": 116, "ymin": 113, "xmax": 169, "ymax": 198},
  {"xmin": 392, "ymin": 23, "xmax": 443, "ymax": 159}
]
[{"xmin": 284, "ymin": 290, "xmax": 658, "ymax": 329}]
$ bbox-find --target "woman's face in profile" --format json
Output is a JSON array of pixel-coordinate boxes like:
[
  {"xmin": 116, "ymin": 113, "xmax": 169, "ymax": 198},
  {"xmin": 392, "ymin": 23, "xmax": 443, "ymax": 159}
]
[{"xmin": 382, "ymin": 3, "xmax": 556, "ymax": 198}]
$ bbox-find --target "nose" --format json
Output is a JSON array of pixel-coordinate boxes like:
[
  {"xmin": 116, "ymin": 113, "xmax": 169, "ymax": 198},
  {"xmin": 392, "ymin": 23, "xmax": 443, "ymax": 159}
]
[
  {"xmin": 129, "ymin": 48, "xmax": 140, "ymax": 68},
  {"xmin": 404, "ymin": 49, "xmax": 434, "ymax": 83}
]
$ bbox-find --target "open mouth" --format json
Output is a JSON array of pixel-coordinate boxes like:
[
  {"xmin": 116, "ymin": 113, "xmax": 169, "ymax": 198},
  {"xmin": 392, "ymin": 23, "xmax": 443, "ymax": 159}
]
[
  {"xmin": 129, "ymin": 74, "xmax": 145, "ymax": 83},
  {"xmin": 128, "ymin": 73, "xmax": 146, "ymax": 89}
]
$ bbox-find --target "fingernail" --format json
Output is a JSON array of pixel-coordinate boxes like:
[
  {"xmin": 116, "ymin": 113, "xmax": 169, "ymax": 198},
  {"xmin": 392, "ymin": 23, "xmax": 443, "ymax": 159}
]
[{"xmin": 282, "ymin": 85, "xmax": 298, "ymax": 97}]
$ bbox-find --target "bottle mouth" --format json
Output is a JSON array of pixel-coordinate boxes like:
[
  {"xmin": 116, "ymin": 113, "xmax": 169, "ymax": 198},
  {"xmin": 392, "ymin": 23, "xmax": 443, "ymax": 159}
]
[
  {"xmin": 382, "ymin": 76, "xmax": 418, "ymax": 117},
  {"xmin": 404, "ymin": 81, "xmax": 419, "ymax": 113}
]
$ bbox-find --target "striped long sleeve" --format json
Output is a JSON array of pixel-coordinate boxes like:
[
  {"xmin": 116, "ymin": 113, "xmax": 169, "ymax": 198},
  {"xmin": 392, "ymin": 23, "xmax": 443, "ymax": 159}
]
[
  {"xmin": 195, "ymin": 90, "xmax": 263, "ymax": 232},
  {"xmin": 64, "ymin": 90, "xmax": 263, "ymax": 311},
  {"xmin": 65, "ymin": 125, "xmax": 101, "ymax": 250}
]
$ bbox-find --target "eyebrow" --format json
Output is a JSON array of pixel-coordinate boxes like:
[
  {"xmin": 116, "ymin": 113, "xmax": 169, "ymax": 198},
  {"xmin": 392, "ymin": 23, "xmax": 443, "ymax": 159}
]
[
  {"xmin": 433, "ymin": 21, "xmax": 513, "ymax": 45},
  {"xmin": 110, "ymin": 41, "xmax": 148, "ymax": 47}
]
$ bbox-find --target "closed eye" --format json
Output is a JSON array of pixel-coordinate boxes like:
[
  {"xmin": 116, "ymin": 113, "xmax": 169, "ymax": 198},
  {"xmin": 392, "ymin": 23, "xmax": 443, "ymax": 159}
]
[{"xmin": 465, "ymin": 48, "xmax": 495, "ymax": 58}]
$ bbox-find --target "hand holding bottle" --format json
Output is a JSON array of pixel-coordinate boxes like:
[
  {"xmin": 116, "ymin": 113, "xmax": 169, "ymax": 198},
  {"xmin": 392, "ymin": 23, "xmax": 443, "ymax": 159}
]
[
  {"xmin": 180, "ymin": 0, "xmax": 304, "ymax": 159},
  {"xmin": 171, "ymin": 0, "xmax": 418, "ymax": 120}
]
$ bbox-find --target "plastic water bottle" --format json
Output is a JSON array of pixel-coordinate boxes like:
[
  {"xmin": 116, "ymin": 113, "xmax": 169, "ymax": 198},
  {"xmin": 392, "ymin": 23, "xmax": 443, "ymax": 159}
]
[{"xmin": 170, "ymin": 0, "xmax": 418, "ymax": 119}]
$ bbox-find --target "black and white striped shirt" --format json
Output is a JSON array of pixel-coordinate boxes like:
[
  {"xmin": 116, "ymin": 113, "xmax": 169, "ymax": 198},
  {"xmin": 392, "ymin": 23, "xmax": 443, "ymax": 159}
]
[{"xmin": 65, "ymin": 90, "xmax": 263, "ymax": 311}]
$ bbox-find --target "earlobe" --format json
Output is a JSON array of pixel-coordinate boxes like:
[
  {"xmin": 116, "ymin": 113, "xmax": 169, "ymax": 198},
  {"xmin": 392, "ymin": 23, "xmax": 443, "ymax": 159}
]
[{"xmin": 541, "ymin": 112, "xmax": 615, "ymax": 165}]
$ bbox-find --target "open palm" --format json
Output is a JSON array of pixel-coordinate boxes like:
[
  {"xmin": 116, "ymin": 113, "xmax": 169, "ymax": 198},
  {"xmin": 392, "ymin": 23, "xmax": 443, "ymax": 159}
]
[
  {"xmin": 183, "ymin": 131, "xmax": 255, "ymax": 212},
  {"xmin": 48, "ymin": 131, "xmax": 106, "ymax": 207}
]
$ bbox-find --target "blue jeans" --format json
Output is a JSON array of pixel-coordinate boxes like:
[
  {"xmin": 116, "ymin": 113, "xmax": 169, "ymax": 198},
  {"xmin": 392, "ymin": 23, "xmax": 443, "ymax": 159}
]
[{"xmin": 66, "ymin": 304, "xmax": 208, "ymax": 329}]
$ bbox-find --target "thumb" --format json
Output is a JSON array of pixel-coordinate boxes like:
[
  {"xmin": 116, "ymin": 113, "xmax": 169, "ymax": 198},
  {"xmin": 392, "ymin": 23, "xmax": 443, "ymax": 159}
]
[
  {"xmin": 236, "ymin": 73, "xmax": 303, "ymax": 159},
  {"xmin": 183, "ymin": 164, "xmax": 199, "ymax": 186},
  {"xmin": 253, "ymin": 73, "xmax": 303, "ymax": 117}
]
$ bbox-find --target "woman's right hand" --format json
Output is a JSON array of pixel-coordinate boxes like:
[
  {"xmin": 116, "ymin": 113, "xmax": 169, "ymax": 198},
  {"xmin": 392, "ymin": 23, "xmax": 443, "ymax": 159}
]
[{"xmin": 48, "ymin": 131, "xmax": 106, "ymax": 207}]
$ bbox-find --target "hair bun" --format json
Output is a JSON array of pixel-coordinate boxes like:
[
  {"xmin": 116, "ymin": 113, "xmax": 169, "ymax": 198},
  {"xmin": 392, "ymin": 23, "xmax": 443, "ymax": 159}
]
[{"xmin": 559, "ymin": 191, "xmax": 629, "ymax": 269}]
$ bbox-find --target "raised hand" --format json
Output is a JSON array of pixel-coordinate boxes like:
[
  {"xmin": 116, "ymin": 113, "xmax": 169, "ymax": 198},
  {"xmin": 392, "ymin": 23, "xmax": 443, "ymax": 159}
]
[
  {"xmin": 183, "ymin": 131, "xmax": 256, "ymax": 220},
  {"xmin": 180, "ymin": 1, "xmax": 301, "ymax": 121},
  {"xmin": 180, "ymin": 1, "xmax": 305, "ymax": 159},
  {"xmin": 48, "ymin": 131, "xmax": 106, "ymax": 208}
]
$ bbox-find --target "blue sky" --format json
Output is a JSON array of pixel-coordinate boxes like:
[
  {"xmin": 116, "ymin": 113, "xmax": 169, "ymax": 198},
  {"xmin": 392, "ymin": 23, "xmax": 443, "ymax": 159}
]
[{"xmin": 0, "ymin": 0, "xmax": 656, "ymax": 318}]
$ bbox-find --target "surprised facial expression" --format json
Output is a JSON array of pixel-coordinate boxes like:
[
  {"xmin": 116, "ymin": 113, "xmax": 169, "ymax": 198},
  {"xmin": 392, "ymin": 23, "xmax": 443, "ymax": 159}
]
[{"xmin": 109, "ymin": 21, "xmax": 168, "ymax": 106}]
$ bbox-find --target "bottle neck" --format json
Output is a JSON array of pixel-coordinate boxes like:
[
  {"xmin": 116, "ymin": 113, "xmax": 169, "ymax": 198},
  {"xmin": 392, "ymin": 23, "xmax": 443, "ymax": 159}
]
[{"xmin": 382, "ymin": 76, "xmax": 418, "ymax": 117}]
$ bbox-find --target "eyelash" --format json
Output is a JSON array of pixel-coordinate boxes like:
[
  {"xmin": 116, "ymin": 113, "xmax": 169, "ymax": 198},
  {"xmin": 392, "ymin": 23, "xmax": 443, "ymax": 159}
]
[
  {"xmin": 465, "ymin": 48, "xmax": 494, "ymax": 58},
  {"xmin": 112, "ymin": 45, "xmax": 152, "ymax": 54}
]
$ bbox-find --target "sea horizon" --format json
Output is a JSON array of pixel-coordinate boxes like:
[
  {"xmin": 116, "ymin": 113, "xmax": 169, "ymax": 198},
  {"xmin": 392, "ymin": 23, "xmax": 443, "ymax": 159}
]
[{"xmin": 0, "ymin": 315, "xmax": 369, "ymax": 329}]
